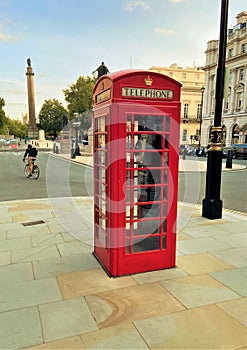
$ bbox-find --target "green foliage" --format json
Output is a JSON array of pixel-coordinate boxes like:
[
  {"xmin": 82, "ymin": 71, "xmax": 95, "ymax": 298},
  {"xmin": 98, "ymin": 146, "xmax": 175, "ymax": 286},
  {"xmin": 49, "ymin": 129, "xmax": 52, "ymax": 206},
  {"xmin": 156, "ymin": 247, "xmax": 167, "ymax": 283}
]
[
  {"xmin": 6, "ymin": 118, "xmax": 28, "ymax": 139},
  {"xmin": 0, "ymin": 97, "xmax": 27, "ymax": 138},
  {"xmin": 63, "ymin": 76, "xmax": 96, "ymax": 130},
  {"xmin": 0, "ymin": 97, "xmax": 7, "ymax": 131},
  {"xmin": 38, "ymin": 99, "xmax": 68, "ymax": 139}
]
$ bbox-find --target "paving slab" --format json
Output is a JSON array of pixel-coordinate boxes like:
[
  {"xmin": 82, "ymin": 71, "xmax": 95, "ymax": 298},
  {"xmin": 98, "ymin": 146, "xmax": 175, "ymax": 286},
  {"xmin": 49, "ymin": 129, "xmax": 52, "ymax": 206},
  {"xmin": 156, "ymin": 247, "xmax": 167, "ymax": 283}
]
[
  {"xmin": 0, "ymin": 277, "xmax": 62, "ymax": 313},
  {"xmin": 56, "ymin": 241, "xmax": 91, "ymax": 257},
  {"xmin": 27, "ymin": 335, "xmax": 84, "ymax": 349},
  {"xmin": 217, "ymin": 297, "xmax": 247, "ymax": 327},
  {"xmin": 213, "ymin": 232, "xmax": 247, "ymax": 248},
  {"xmin": 85, "ymin": 283, "xmax": 185, "ymax": 329},
  {"xmin": 33, "ymin": 253, "xmax": 100, "ymax": 279},
  {"xmin": 81, "ymin": 323, "xmax": 149, "ymax": 349},
  {"xmin": 0, "ymin": 262, "xmax": 34, "ymax": 285},
  {"xmin": 134, "ymin": 305, "xmax": 247, "ymax": 349},
  {"xmin": 0, "ymin": 251, "xmax": 11, "ymax": 267},
  {"xmin": 177, "ymin": 252, "xmax": 234, "ymax": 275},
  {"xmin": 31, "ymin": 232, "xmax": 64, "ymax": 247},
  {"xmin": 0, "ymin": 236, "xmax": 31, "ymax": 253},
  {"xmin": 39, "ymin": 297, "xmax": 98, "ymax": 343},
  {"xmin": 0, "ymin": 307, "xmax": 43, "ymax": 349},
  {"xmin": 11, "ymin": 245, "xmax": 60, "ymax": 263},
  {"xmin": 211, "ymin": 246, "xmax": 247, "ymax": 268},
  {"xmin": 132, "ymin": 267, "xmax": 187, "ymax": 284},
  {"xmin": 177, "ymin": 236, "xmax": 231, "ymax": 254},
  {"xmin": 160, "ymin": 274, "xmax": 240, "ymax": 308},
  {"xmin": 211, "ymin": 266, "xmax": 247, "ymax": 296},
  {"xmin": 57, "ymin": 269, "xmax": 138, "ymax": 299}
]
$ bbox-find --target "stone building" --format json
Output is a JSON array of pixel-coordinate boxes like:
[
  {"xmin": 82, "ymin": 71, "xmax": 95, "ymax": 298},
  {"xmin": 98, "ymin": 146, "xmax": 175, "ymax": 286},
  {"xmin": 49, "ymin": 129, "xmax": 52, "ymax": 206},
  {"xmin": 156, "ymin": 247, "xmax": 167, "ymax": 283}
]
[
  {"xmin": 149, "ymin": 63, "xmax": 205, "ymax": 145},
  {"xmin": 202, "ymin": 11, "xmax": 247, "ymax": 147}
]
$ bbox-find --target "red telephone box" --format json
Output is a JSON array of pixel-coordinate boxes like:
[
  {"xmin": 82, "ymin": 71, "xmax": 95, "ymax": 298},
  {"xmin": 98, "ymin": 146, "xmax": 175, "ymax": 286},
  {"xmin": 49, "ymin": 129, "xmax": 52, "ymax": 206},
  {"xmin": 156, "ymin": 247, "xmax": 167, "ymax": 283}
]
[{"xmin": 93, "ymin": 70, "xmax": 181, "ymax": 276}]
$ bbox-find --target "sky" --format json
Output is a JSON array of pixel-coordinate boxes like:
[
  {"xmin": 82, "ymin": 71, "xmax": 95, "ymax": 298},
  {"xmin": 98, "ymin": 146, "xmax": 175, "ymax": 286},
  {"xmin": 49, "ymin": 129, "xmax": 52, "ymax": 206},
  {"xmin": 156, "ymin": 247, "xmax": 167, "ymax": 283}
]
[{"xmin": 0, "ymin": 0, "xmax": 246, "ymax": 120}]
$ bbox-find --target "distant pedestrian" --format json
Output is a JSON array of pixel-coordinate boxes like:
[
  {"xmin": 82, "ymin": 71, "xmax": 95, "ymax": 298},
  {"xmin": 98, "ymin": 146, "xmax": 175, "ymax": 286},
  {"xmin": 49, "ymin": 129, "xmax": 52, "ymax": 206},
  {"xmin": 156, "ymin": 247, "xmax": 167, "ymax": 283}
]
[{"xmin": 92, "ymin": 62, "xmax": 110, "ymax": 79}]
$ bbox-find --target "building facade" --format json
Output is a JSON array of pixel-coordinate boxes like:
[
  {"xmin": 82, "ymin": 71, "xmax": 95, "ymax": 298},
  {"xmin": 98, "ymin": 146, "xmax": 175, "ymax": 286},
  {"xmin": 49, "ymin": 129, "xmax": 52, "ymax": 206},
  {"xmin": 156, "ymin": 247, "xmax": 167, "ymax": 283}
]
[
  {"xmin": 149, "ymin": 63, "xmax": 205, "ymax": 145},
  {"xmin": 202, "ymin": 11, "xmax": 247, "ymax": 147}
]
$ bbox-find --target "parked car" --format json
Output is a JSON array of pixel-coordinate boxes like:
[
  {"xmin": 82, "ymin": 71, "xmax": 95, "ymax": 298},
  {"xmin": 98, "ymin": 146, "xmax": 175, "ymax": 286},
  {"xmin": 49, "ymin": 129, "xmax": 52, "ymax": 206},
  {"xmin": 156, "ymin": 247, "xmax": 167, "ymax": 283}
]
[
  {"xmin": 231, "ymin": 143, "xmax": 247, "ymax": 159},
  {"xmin": 6, "ymin": 139, "xmax": 18, "ymax": 149},
  {"xmin": 81, "ymin": 135, "xmax": 88, "ymax": 146},
  {"xmin": 0, "ymin": 138, "xmax": 6, "ymax": 147}
]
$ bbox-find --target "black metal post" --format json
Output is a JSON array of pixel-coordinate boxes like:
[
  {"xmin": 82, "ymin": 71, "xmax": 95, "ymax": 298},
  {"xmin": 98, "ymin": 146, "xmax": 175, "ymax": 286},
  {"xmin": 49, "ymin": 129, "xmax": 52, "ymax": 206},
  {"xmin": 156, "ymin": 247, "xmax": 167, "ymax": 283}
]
[
  {"xmin": 202, "ymin": 0, "xmax": 229, "ymax": 219},
  {"xmin": 199, "ymin": 87, "xmax": 205, "ymax": 148}
]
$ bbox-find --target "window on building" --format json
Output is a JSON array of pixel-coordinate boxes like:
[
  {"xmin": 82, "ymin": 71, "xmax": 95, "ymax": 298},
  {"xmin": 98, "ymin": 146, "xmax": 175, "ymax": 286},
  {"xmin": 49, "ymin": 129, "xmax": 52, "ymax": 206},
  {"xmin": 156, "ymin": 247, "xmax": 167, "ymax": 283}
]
[
  {"xmin": 169, "ymin": 72, "xmax": 173, "ymax": 77},
  {"xmin": 225, "ymin": 96, "xmax": 230, "ymax": 110},
  {"xmin": 182, "ymin": 73, "xmax": 186, "ymax": 79},
  {"xmin": 183, "ymin": 103, "xmax": 189, "ymax": 118},
  {"xmin": 236, "ymin": 91, "xmax": 243, "ymax": 109},
  {"xmin": 239, "ymin": 68, "xmax": 245, "ymax": 81},
  {"xmin": 241, "ymin": 43, "xmax": 247, "ymax": 53},
  {"xmin": 197, "ymin": 104, "xmax": 202, "ymax": 119},
  {"xmin": 195, "ymin": 73, "xmax": 199, "ymax": 80},
  {"xmin": 228, "ymin": 48, "xmax": 233, "ymax": 58},
  {"xmin": 182, "ymin": 129, "xmax": 187, "ymax": 142}
]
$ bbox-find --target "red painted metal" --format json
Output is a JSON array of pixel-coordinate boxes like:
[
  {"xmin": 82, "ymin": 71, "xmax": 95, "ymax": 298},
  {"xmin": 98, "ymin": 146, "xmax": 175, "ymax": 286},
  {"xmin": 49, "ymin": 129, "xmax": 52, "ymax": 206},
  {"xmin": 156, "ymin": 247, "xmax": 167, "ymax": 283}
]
[{"xmin": 93, "ymin": 70, "xmax": 181, "ymax": 276}]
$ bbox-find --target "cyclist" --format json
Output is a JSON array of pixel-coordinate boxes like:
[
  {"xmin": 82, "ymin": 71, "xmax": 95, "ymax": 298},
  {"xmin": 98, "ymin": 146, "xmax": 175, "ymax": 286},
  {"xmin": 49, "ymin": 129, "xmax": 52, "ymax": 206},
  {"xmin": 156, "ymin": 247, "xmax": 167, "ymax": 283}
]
[{"xmin": 23, "ymin": 144, "xmax": 38, "ymax": 177}]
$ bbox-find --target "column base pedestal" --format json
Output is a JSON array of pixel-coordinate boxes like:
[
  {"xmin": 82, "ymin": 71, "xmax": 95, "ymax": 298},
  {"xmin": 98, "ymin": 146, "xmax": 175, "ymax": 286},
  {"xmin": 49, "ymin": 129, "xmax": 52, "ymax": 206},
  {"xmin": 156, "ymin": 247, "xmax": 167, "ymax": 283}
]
[{"xmin": 202, "ymin": 198, "xmax": 222, "ymax": 220}]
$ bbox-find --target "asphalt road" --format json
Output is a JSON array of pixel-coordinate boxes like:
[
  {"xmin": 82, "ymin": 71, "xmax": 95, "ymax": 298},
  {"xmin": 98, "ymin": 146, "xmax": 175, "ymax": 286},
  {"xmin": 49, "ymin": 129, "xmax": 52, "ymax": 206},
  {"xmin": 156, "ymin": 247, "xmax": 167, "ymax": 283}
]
[
  {"xmin": 0, "ymin": 151, "xmax": 93, "ymax": 201},
  {"xmin": 0, "ymin": 151, "xmax": 246, "ymax": 213}
]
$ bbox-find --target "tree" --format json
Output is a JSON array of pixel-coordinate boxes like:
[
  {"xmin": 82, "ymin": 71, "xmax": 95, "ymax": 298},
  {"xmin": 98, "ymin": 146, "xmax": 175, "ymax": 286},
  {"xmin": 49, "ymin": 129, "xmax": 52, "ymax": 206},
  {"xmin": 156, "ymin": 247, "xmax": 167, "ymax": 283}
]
[
  {"xmin": 0, "ymin": 97, "xmax": 7, "ymax": 132},
  {"xmin": 63, "ymin": 76, "xmax": 96, "ymax": 131},
  {"xmin": 6, "ymin": 117, "xmax": 28, "ymax": 139},
  {"xmin": 38, "ymin": 99, "xmax": 68, "ymax": 139}
]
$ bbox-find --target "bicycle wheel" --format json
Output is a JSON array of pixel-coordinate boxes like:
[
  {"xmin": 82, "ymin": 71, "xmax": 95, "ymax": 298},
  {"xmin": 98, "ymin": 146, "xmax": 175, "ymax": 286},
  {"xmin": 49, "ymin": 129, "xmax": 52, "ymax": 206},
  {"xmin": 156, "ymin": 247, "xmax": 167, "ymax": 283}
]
[
  {"xmin": 24, "ymin": 164, "xmax": 30, "ymax": 178},
  {"xmin": 32, "ymin": 165, "xmax": 40, "ymax": 179}
]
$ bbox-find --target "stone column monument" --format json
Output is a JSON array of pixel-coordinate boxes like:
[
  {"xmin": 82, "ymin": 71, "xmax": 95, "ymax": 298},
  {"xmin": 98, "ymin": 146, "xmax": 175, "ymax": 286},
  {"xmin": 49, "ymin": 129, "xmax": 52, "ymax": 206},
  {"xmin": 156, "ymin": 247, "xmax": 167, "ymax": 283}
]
[{"xmin": 26, "ymin": 58, "xmax": 38, "ymax": 139}]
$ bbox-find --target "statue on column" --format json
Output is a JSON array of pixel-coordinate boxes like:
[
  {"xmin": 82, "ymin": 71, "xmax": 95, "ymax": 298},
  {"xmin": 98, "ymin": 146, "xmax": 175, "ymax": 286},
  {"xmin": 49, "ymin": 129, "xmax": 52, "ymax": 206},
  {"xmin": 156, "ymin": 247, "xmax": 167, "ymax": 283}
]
[{"xmin": 27, "ymin": 58, "xmax": 31, "ymax": 67}]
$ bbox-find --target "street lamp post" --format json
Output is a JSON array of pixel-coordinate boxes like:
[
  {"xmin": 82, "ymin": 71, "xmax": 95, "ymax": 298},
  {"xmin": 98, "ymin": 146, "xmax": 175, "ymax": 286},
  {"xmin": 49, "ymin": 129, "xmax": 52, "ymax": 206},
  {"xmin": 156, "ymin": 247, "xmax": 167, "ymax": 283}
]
[
  {"xmin": 199, "ymin": 86, "xmax": 205, "ymax": 148},
  {"xmin": 72, "ymin": 113, "xmax": 81, "ymax": 158},
  {"xmin": 202, "ymin": 0, "xmax": 229, "ymax": 219}
]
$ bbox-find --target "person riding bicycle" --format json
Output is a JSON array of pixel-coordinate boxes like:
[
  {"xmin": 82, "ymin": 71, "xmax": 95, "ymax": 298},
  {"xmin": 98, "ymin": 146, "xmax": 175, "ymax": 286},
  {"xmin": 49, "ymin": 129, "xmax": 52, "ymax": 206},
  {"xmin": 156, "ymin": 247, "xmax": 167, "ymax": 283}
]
[{"xmin": 23, "ymin": 144, "xmax": 38, "ymax": 177}]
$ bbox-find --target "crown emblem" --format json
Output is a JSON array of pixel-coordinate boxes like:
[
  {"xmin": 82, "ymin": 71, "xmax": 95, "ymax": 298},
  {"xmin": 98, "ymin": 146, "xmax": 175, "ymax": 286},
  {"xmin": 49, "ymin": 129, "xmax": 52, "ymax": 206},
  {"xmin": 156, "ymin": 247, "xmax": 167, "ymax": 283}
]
[{"xmin": 145, "ymin": 75, "xmax": 153, "ymax": 86}]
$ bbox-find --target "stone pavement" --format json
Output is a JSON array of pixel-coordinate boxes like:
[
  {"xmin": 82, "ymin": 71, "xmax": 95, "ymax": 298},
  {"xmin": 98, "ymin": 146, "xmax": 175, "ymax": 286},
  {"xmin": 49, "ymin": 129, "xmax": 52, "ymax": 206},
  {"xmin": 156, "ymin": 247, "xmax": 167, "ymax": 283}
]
[{"xmin": 0, "ymin": 154, "xmax": 246, "ymax": 349}]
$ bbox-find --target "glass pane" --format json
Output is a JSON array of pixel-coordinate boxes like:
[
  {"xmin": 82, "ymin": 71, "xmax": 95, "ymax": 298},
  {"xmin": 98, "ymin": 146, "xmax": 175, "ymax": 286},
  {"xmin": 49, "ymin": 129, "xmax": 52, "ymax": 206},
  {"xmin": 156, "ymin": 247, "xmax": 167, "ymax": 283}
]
[
  {"xmin": 134, "ymin": 115, "xmax": 163, "ymax": 132},
  {"xmin": 135, "ymin": 219, "xmax": 160, "ymax": 235},
  {"xmin": 126, "ymin": 206, "xmax": 131, "ymax": 219},
  {"xmin": 132, "ymin": 236, "xmax": 160, "ymax": 252},
  {"xmin": 163, "ymin": 186, "xmax": 168, "ymax": 200},
  {"xmin": 137, "ymin": 204, "xmax": 160, "ymax": 220},
  {"xmin": 126, "ymin": 243, "xmax": 130, "ymax": 254},
  {"xmin": 165, "ymin": 135, "xmax": 169, "ymax": 149},
  {"xmin": 126, "ymin": 134, "xmax": 131, "ymax": 149},
  {"xmin": 163, "ymin": 202, "xmax": 168, "ymax": 216},
  {"xmin": 137, "ymin": 186, "xmax": 160, "ymax": 202},
  {"xmin": 164, "ymin": 169, "xmax": 168, "ymax": 183},
  {"xmin": 164, "ymin": 153, "xmax": 169, "ymax": 166},
  {"xmin": 126, "ymin": 188, "xmax": 131, "ymax": 202},
  {"xmin": 166, "ymin": 116, "xmax": 170, "ymax": 131},
  {"xmin": 98, "ymin": 167, "xmax": 105, "ymax": 182},
  {"xmin": 99, "ymin": 216, "xmax": 106, "ymax": 230},
  {"xmin": 97, "ymin": 150, "xmax": 106, "ymax": 164},
  {"xmin": 162, "ymin": 219, "xmax": 167, "ymax": 233},
  {"xmin": 162, "ymin": 235, "xmax": 167, "ymax": 249}
]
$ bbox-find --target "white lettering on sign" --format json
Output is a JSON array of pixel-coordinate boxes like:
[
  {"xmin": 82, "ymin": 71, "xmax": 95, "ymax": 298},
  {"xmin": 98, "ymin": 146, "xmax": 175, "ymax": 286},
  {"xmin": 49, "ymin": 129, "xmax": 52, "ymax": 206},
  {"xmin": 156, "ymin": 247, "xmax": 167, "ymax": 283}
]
[
  {"xmin": 122, "ymin": 87, "xmax": 173, "ymax": 99},
  {"xmin": 96, "ymin": 89, "xmax": 111, "ymax": 104}
]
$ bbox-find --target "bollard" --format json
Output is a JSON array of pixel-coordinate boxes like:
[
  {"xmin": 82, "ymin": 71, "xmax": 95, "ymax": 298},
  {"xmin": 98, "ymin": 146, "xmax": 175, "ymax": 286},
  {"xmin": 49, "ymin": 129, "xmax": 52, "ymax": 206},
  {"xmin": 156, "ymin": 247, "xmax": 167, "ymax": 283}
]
[
  {"xmin": 226, "ymin": 150, "xmax": 232, "ymax": 168},
  {"xmin": 71, "ymin": 148, "xmax": 76, "ymax": 159}
]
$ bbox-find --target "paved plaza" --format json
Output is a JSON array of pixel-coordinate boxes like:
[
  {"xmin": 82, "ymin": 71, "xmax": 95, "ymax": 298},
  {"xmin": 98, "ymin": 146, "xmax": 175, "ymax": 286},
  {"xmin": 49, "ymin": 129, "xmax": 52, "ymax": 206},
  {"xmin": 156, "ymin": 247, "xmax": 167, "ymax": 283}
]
[{"xmin": 0, "ymin": 155, "xmax": 246, "ymax": 349}]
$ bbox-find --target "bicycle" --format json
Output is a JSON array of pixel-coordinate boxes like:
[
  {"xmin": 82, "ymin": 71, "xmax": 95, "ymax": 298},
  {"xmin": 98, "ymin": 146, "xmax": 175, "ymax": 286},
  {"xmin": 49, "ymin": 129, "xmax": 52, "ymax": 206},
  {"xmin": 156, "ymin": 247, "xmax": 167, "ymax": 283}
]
[{"xmin": 24, "ymin": 158, "xmax": 40, "ymax": 180}]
